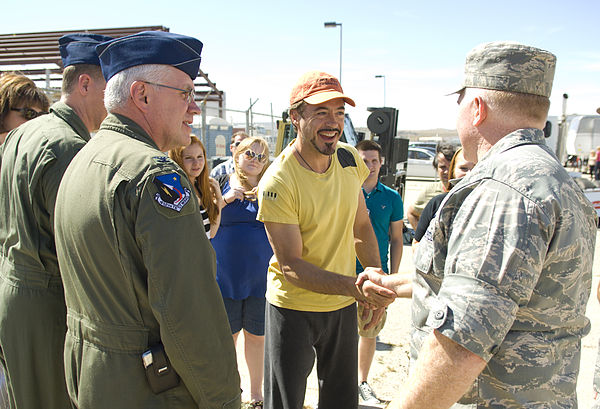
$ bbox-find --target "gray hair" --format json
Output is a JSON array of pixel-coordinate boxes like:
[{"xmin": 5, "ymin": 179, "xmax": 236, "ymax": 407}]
[
  {"xmin": 464, "ymin": 87, "xmax": 550, "ymax": 123},
  {"xmin": 104, "ymin": 64, "xmax": 170, "ymax": 112}
]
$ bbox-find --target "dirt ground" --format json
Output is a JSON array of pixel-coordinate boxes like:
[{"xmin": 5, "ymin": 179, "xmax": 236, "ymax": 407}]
[{"xmin": 236, "ymin": 179, "xmax": 600, "ymax": 408}]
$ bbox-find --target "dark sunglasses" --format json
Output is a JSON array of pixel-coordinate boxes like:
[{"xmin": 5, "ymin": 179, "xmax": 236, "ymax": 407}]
[
  {"xmin": 244, "ymin": 149, "xmax": 267, "ymax": 163},
  {"xmin": 11, "ymin": 107, "xmax": 48, "ymax": 120}
]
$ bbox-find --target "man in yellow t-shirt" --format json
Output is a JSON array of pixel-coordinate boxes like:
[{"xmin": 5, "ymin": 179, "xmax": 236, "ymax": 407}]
[{"xmin": 257, "ymin": 71, "xmax": 396, "ymax": 409}]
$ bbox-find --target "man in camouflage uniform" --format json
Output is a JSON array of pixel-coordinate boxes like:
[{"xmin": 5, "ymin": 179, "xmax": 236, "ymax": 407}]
[
  {"xmin": 0, "ymin": 33, "xmax": 111, "ymax": 409},
  {"xmin": 362, "ymin": 42, "xmax": 597, "ymax": 408}
]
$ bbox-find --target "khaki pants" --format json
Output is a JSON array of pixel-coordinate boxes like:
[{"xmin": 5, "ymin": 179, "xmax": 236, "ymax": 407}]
[{"xmin": 357, "ymin": 303, "xmax": 387, "ymax": 338}]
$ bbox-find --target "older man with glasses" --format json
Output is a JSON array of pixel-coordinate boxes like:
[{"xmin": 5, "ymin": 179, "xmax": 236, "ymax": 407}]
[
  {"xmin": 0, "ymin": 33, "xmax": 112, "ymax": 409},
  {"xmin": 54, "ymin": 31, "xmax": 240, "ymax": 409}
]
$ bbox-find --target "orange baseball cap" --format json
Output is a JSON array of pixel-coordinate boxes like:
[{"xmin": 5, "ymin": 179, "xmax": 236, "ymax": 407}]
[{"xmin": 289, "ymin": 71, "xmax": 355, "ymax": 107}]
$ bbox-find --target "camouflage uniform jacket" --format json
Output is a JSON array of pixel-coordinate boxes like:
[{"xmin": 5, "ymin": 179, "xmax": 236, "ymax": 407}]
[{"xmin": 412, "ymin": 128, "xmax": 597, "ymax": 408}]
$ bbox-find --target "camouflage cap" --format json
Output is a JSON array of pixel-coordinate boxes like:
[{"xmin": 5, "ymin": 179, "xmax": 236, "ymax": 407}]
[{"xmin": 453, "ymin": 41, "xmax": 556, "ymax": 98}]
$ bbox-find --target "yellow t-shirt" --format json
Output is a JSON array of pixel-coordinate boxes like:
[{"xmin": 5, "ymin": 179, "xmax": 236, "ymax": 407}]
[{"xmin": 257, "ymin": 141, "xmax": 369, "ymax": 312}]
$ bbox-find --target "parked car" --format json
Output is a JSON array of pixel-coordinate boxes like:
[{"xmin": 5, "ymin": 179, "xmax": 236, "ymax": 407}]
[
  {"xmin": 409, "ymin": 141, "xmax": 437, "ymax": 154},
  {"xmin": 407, "ymin": 147, "xmax": 437, "ymax": 178}
]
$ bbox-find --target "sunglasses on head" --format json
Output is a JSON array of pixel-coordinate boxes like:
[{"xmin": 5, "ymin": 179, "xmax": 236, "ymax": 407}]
[
  {"xmin": 244, "ymin": 149, "xmax": 267, "ymax": 163},
  {"xmin": 11, "ymin": 107, "xmax": 48, "ymax": 120}
]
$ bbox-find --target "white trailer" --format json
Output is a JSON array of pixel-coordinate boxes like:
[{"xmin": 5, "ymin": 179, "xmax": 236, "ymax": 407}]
[{"xmin": 566, "ymin": 115, "xmax": 600, "ymax": 159}]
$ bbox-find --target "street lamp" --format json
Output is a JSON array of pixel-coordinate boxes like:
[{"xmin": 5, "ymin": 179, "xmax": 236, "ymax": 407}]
[
  {"xmin": 375, "ymin": 75, "xmax": 386, "ymax": 107},
  {"xmin": 324, "ymin": 21, "xmax": 342, "ymax": 84}
]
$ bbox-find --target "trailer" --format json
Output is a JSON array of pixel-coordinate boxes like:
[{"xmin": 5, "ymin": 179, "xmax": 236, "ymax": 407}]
[{"xmin": 566, "ymin": 115, "xmax": 600, "ymax": 159}]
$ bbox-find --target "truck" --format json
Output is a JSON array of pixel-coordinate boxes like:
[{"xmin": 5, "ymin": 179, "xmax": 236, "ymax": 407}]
[
  {"xmin": 544, "ymin": 114, "xmax": 600, "ymax": 168},
  {"xmin": 546, "ymin": 113, "xmax": 600, "ymax": 219}
]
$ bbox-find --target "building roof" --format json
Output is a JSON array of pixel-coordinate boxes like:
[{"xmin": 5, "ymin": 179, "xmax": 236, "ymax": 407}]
[{"xmin": 0, "ymin": 26, "xmax": 224, "ymax": 110}]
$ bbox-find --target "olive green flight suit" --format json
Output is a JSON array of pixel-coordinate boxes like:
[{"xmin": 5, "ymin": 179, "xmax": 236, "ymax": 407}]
[
  {"xmin": 0, "ymin": 101, "xmax": 90, "ymax": 409},
  {"xmin": 54, "ymin": 113, "xmax": 241, "ymax": 409}
]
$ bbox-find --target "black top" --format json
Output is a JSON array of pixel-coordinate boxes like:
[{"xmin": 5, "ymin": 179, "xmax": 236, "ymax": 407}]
[{"xmin": 414, "ymin": 192, "xmax": 447, "ymax": 242}]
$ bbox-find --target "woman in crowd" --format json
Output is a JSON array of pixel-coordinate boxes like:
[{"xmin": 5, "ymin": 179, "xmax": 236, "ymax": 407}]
[
  {"xmin": 589, "ymin": 149, "xmax": 597, "ymax": 180},
  {"xmin": 413, "ymin": 147, "xmax": 474, "ymax": 243},
  {"xmin": 212, "ymin": 137, "xmax": 272, "ymax": 409},
  {"xmin": 169, "ymin": 135, "xmax": 223, "ymax": 238},
  {"xmin": 0, "ymin": 72, "xmax": 50, "ymax": 144}
]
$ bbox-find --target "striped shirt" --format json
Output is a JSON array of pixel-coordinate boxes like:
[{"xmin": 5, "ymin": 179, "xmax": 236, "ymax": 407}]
[{"xmin": 200, "ymin": 204, "xmax": 210, "ymax": 238}]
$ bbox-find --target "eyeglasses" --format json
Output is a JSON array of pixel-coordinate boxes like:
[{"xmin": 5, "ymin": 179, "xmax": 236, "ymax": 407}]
[
  {"xmin": 233, "ymin": 141, "xmax": 241, "ymax": 147},
  {"xmin": 244, "ymin": 149, "xmax": 267, "ymax": 163},
  {"xmin": 142, "ymin": 81, "xmax": 195, "ymax": 104},
  {"xmin": 11, "ymin": 108, "xmax": 48, "ymax": 120}
]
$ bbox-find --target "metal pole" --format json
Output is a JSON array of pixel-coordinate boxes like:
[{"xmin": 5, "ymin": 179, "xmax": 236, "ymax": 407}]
[
  {"xmin": 250, "ymin": 98, "xmax": 253, "ymax": 136},
  {"xmin": 270, "ymin": 103, "xmax": 275, "ymax": 139},
  {"xmin": 45, "ymin": 68, "xmax": 50, "ymax": 90},
  {"xmin": 375, "ymin": 75, "xmax": 386, "ymax": 107},
  {"xmin": 201, "ymin": 100, "xmax": 207, "ymax": 147},
  {"xmin": 557, "ymin": 93, "xmax": 569, "ymax": 165},
  {"xmin": 339, "ymin": 23, "xmax": 343, "ymax": 84},
  {"xmin": 246, "ymin": 98, "xmax": 259, "ymax": 135},
  {"xmin": 324, "ymin": 22, "xmax": 343, "ymax": 84}
]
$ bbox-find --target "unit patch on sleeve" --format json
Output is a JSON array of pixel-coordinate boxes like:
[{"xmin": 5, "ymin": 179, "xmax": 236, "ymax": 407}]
[{"xmin": 153, "ymin": 173, "xmax": 191, "ymax": 212}]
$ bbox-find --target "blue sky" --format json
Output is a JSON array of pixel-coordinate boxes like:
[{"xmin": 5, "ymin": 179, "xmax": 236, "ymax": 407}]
[{"xmin": 2, "ymin": 0, "xmax": 599, "ymax": 129}]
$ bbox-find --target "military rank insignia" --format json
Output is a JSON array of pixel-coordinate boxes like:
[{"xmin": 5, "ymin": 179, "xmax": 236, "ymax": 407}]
[{"xmin": 153, "ymin": 173, "xmax": 191, "ymax": 212}]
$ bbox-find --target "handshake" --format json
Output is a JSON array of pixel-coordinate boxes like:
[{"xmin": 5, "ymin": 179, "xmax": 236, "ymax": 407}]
[{"xmin": 354, "ymin": 267, "xmax": 412, "ymax": 330}]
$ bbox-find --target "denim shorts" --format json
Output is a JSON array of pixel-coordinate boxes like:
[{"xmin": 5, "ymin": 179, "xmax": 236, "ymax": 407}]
[{"xmin": 222, "ymin": 296, "xmax": 266, "ymax": 336}]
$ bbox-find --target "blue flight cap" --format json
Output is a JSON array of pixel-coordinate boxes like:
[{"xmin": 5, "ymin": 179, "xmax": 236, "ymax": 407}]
[
  {"xmin": 59, "ymin": 33, "xmax": 114, "ymax": 67},
  {"xmin": 96, "ymin": 31, "xmax": 203, "ymax": 81}
]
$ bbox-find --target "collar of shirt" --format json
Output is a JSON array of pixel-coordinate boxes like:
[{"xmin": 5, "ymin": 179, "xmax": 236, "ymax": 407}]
[
  {"xmin": 49, "ymin": 101, "xmax": 91, "ymax": 142},
  {"xmin": 458, "ymin": 128, "xmax": 545, "ymax": 187},
  {"xmin": 362, "ymin": 181, "xmax": 383, "ymax": 198},
  {"xmin": 99, "ymin": 113, "xmax": 160, "ymax": 151}
]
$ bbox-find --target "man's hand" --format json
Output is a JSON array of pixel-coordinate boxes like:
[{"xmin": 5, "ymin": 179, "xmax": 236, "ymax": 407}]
[
  {"xmin": 356, "ymin": 268, "xmax": 387, "ymax": 288},
  {"xmin": 355, "ymin": 267, "xmax": 396, "ymax": 308},
  {"xmin": 357, "ymin": 269, "xmax": 413, "ymax": 299},
  {"xmin": 359, "ymin": 305, "xmax": 387, "ymax": 331}
]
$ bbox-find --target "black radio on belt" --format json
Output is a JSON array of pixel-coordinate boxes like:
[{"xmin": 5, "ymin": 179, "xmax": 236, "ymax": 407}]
[{"xmin": 142, "ymin": 344, "xmax": 180, "ymax": 394}]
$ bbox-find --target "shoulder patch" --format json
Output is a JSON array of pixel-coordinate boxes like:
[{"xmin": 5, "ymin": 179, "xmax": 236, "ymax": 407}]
[
  {"xmin": 337, "ymin": 148, "xmax": 357, "ymax": 168},
  {"xmin": 153, "ymin": 173, "xmax": 191, "ymax": 212}
]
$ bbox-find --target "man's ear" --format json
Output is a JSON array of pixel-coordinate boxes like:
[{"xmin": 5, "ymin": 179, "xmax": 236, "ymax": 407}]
[
  {"xmin": 130, "ymin": 81, "xmax": 149, "ymax": 112},
  {"xmin": 472, "ymin": 96, "xmax": 487, "ymax": 126},
  {"xmin": 289, "ymin": 109, "xmax": 300, "ymax": 126},
  {"xmin": 78, "ymin": 74, "xmax": 92, "ymax": 95}
]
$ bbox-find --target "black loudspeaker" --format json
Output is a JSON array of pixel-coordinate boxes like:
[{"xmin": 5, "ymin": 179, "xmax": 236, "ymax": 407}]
[
  {"xmin": 367, "ymin": 108, "xmax": 398, "ymax": 160},
  {"xmin": 367, "ymin": 108, "xmax": 395, "ymax": 164},
  {"xmin": 393, "ymin": 137, "xmax": 409, "ymax": 163},
  {"xmin": 367, "ymin": 108, "xmax": 408, "ymax": 197}
]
